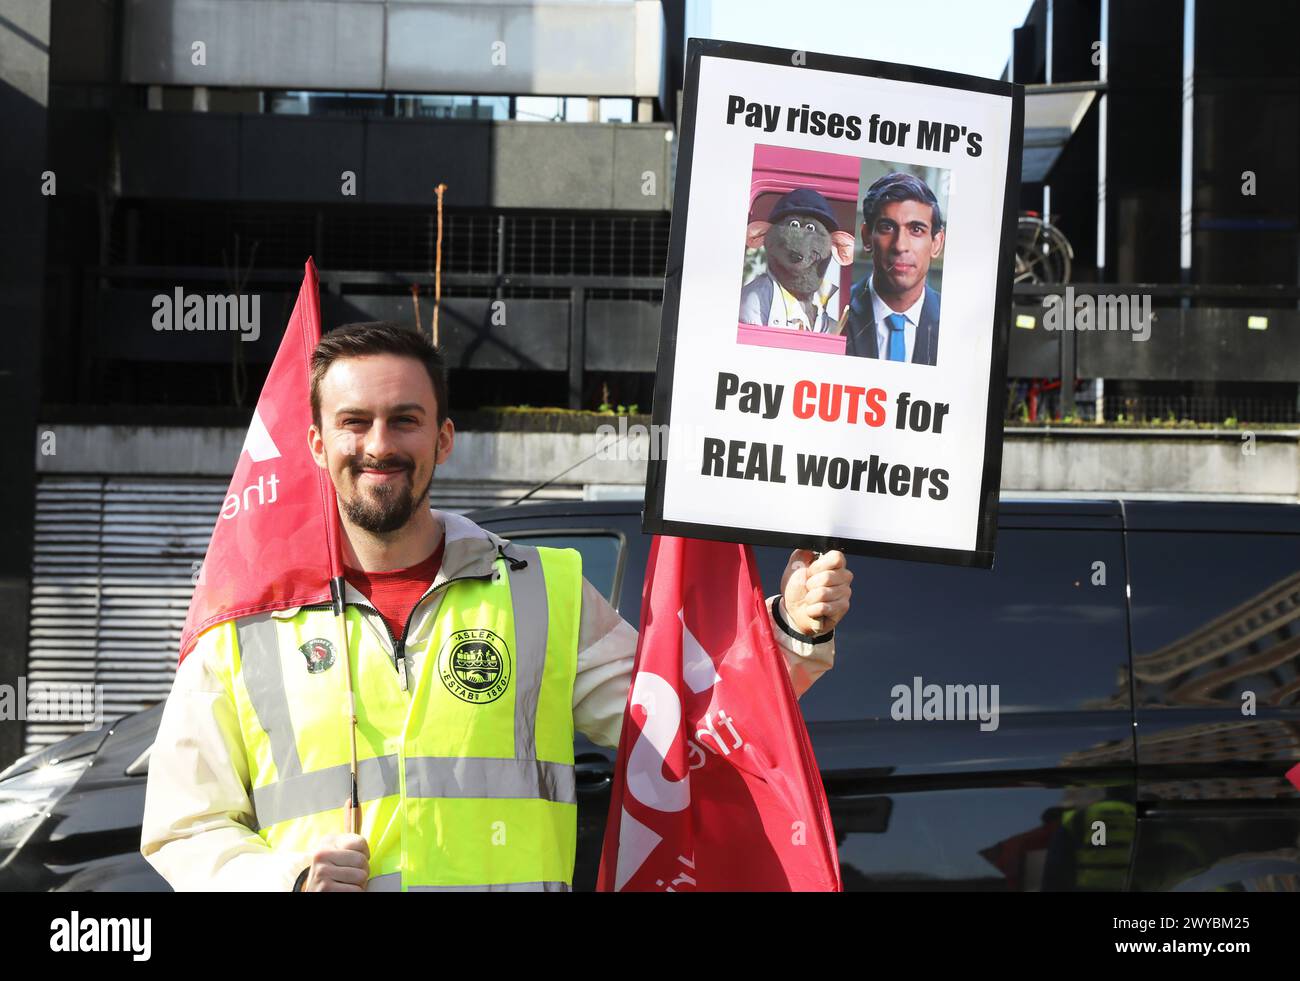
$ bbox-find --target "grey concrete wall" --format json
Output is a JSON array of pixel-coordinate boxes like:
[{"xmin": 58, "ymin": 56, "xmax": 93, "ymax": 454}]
[
  {"xmin": 123, "ymin": 0, "xmax": 666, "ymax": 96},
  {"xmin": 999, "ymin": 427, "xmax": 1300, "ymax": 501},
  {"xmin": 34, "ymin": 425, "xmax": 647, "ymax": 486},
  {"xmin": 492, "ymin": 122, "xmax": 673, "ymax": 210},
  {"xmin": 34, "ymin": 425, "xmax": 1300, "ymax": 502}
]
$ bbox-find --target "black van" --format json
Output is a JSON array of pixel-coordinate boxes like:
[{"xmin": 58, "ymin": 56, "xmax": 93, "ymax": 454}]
[{"xmin": 2, "ymin": 498, "xmax": 1298, "ymax": 891}]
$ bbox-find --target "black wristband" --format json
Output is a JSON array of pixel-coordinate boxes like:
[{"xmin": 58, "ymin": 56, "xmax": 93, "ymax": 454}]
[
  {"xmin": 771, "ymin": 597, "xmax": 834, "ymax": 645},
  {"xmin": 293, "ymin": 867, "xmax": 310, "ymax": 892}
]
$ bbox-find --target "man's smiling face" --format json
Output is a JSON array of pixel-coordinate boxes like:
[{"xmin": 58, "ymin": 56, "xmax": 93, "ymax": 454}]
[{"xmin": 308, "ymin": 353, "xmax": 454, "ymax": 535}]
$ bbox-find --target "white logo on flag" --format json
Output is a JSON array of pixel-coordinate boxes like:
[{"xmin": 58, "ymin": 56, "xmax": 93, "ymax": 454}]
[
  {"xmin": 241, "ymin": 409, "xmax": 281, "ymax": 462},
  {"xmin": 679, "ymin": 608, "xmax": 721, "ymax": 694},
  {"xmin": 616, "ymin": 606, "xmax": 724, "ymax": 889},
  {"xmin": 614, "ymin": 808, "xmax": 663, "ymax": 892},
  {"xmin": 626, "ymin": 672, "xmax": 690, "ymax": 814}
]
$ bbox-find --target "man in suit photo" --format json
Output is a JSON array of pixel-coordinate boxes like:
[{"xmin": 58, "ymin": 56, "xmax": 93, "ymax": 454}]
[{"xmin": 839, "ymin": 172, "xmax": 945, "ymax": 366}]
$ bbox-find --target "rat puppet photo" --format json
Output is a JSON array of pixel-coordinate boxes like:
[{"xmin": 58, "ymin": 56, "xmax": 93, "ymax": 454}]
[{"xmin": 738, "ymin": 187, "xmax": 856, "ymax": 333}]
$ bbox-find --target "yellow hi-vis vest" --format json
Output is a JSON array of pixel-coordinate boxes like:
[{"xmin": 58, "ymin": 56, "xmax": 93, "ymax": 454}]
[{"xmin": 218, "ymin": 543, "xmax": 582, "ymax": 891}]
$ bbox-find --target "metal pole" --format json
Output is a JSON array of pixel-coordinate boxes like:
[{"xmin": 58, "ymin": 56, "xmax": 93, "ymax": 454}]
[
  {"xmin": 1179, "ymin": 0, "xmax": 1196, "ymax": 301},
  {"xmin": 1097, "ymin": 0, "xmax": 1109, "ymax": 281},
  {"xmin": 569, "ymin": 285, "xmax": 586, "ymax": 409},
  {"xmin": 1095, "ymin": 0, "xmax": 1110, "ymax": 418}
]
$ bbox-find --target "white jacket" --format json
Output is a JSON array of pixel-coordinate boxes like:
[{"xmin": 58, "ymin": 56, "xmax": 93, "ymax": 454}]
[{"xmin": 140, "ymin": 509, "xmax": 836, "ymax": 890}]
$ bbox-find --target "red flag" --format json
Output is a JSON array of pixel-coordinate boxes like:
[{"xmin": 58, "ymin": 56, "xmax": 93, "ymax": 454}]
[
  {"xmin": 597, "ymin": 536, "xmax": 841, "ymax": 891},
  {"xmin": 177, "ymin": 259, "xmax": 341, "ymax": 663}
]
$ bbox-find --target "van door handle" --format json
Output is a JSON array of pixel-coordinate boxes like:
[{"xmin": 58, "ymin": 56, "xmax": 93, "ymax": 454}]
[{"xmin": 575, "ymin": 753, "xmax": 613, "ymax": 790}]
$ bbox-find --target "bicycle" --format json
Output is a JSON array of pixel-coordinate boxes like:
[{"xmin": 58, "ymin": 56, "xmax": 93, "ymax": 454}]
[{"xmin": 1015, "ymin": 211, "xmax": 1074, "ymax": 285}]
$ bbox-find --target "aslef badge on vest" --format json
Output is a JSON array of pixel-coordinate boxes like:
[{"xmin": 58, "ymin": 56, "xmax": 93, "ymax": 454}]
[
  {"xmin": 437, "ymin": 628, "xmax": 512, "ymax": 703},
  {"xmin": 298, "ymin": 638, "xmax": 337, "ymax": 674}
]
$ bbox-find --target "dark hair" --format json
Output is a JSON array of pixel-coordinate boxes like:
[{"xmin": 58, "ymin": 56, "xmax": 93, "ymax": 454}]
[
  {"xmin": 310, "ymin": 321, "xmax": 449, "ymax": 429},
  {"xmin": 862, "ymin": 172, "xmax": 945, "ymax": 234}
]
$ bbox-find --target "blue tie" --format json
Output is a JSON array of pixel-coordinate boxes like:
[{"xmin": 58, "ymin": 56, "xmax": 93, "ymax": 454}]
[{"xmin": 885, "ymin": 313, "xmax": 907, "ymax": 361}]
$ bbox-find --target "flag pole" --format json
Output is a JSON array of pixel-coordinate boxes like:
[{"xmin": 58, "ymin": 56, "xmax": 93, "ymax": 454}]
[
  {"xmin": 331, "ymin": 575, "xmax": 362, "ymax": 834},
  {"xmin": 433, "ymin": 183, "xmax": 447, "ymax": 347},
  {"xmin": 303, "ymin": 258, "xmax": 363, "ymax": 836}
]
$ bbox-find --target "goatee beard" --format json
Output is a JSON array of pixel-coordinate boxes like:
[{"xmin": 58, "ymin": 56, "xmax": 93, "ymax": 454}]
[{"xmin": 342, "ymin": 461, "xmax": 435, "ymax": 534}]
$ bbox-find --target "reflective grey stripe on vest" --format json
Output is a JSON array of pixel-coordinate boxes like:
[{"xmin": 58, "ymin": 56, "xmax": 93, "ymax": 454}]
[
  {"xmin": 405, "ymin": 755, "xmax": 575, "ymax": 804},
  {"xmin": 252, "ymin": 754, "xmax": 400, "ymax": 830},
  {"xmin": 253, "ymin": 753, "xmax": 573, "ymax": 829},
  {"xmin": 366, "ymin": 873, "xmax": 569, "ymax": 892},
  {"xmin": 505, "ymin": 544, "xmax": 548, "ymax": 761},
  {"xmin": 236, "ymin": 613, "xmax": 302, "ymax": 781}
]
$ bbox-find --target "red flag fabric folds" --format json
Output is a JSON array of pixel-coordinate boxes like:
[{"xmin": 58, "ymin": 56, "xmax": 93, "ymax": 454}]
[
  {"xmin": 597, "ymin": 536, "xmax": 841, "ymax": 891},
  {"xmin": 177, "ymin": 259, "xmax": 340, "ymax": 663}
]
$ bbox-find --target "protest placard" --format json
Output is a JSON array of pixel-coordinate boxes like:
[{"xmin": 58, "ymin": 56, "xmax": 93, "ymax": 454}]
[{"xmin": 644, "ymin": 39, "xmax": 1024, "ymax": 568}]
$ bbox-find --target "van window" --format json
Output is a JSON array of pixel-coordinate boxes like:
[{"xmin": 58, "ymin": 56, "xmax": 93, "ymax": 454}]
[
  {"xmin": 502, "ymin": 532, "xmax": 624, "ymax": 603},
  {"xmin": 753, "ymin": 528, "xmax": 1131, "ymax": 721},
  {"xmin": 1126, "ymin": 531, "xmax": 1300, "ymax": 707}
]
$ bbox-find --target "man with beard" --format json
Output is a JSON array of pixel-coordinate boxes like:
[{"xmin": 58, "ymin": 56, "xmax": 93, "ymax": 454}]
[
  {"xmin": 141, "ymin": 321, "xmax": 855, "ymax": 892},
  {"xmin": 739, "ymin": 188, "xmax": 856, "ymax": 332},
  {"xmin": 840, "ymin": 172, "xmax": 945, "ymax": 365}
]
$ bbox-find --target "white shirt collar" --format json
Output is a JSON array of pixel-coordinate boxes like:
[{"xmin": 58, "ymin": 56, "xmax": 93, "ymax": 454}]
[{"xmin": 868, "ymin": 274, "xmax": 925, "ymax": 327}]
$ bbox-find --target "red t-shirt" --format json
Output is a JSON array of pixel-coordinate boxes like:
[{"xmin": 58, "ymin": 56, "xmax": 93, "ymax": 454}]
[{"xmin": 343, "ymin": 537, "xmax": 446, "ymax": 644}]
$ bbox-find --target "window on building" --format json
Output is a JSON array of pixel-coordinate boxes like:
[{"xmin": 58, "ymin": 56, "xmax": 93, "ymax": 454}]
[
  {"xmin": 392, "ymin": 94, "xmax": 509, "ymax": 120},
  {"xmin": 514, "ymin": 96, "xmax": 565, "ymax": 121},
  {"xmin": 264, "ymin": 92, "xmax": 634, "ymax": 123},
  {"xmin": 600, "ymin": 98, "xmax": 633, "ymax": 122},
  {"xmin": 512, "ymin": 96, "xmax": 635, "ymax": 123},
  {"xmin": 267, "ymin": 90, "xmax": 388, "ymax": 117}
]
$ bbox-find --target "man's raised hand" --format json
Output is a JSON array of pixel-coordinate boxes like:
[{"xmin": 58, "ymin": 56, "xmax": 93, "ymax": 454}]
[{"xmin": 780, "ymin": 549, "xmax": 852, "ymax": 635}]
